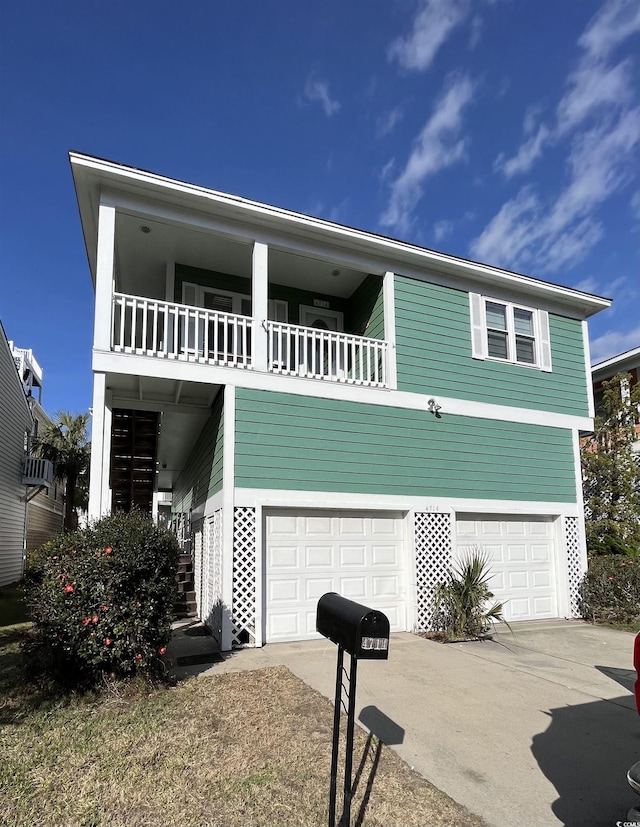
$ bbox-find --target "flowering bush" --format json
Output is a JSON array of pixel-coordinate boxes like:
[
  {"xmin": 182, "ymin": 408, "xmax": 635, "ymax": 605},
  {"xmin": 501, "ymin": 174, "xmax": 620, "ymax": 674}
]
[
  {"xmin": 25, "ymin": 511, "xmax": 180, "ymax": 688},
  {"xmin": 580, "ymin": 555, "xmax": 640, "ymax": 624}
]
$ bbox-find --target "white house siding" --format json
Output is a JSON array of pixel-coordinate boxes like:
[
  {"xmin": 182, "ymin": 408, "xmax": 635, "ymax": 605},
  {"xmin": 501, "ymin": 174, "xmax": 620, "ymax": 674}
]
[{"xmin": 0, "ymin": 325, "xmax": 32, "ymax": 586}]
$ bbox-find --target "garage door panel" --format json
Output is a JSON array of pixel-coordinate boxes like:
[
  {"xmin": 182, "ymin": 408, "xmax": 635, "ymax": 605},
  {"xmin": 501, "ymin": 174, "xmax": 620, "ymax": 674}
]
[
  {"xmin": 456, "ymin": 514, "xmax": 558, "ymax": 622},
  {"xmin": 269, "ymin": 546, "xmax": 299, "ymax": 568},
  {"xmin": 306, "ymin": 546, "xmax": 333, "ymax": 566},
  {"xmin": 306, "ymin": 516, "xmax": 333, "ymax": 535},
  {"xmin": 340, "ymin": 516, "xmax": 366, "ymax": 534},
  {"xmin": 305, "ymin": 577, "xmax": 334, "ymax": 600},
  {"xmin": 269, "ymin": 578, "xmax": 299, "ymax": 603},
  {"xmin": 372, "ymin": 545, "xmax": 400, "ymax": 565},
  {"xmin": 266, "ymin": 510, "xmax": 406, "ymax": 643},
  {"xmin": 506, "ymin": 544, "xmax": 527, "ymax": 562},
  {"xmin": 340, "ymin": 546, "xmax": 366, "ymax": 566},
  {"xmin": 341, "ymin": 577, "xmax": 367, "ymax": 599}
]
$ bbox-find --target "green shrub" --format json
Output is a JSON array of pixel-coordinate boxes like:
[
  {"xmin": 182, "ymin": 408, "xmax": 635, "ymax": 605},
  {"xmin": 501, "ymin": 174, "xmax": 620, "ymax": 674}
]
[
  {"xmin": 431, "ymin": 551, "xmax": 509, "ymax": 639},
  {"xmin": 580, "ymin": 555, "xmax": 640, "ymax": 624},
  {"xmin": 24, "ymin": 511, "xmax": 180, "ymax": 688}
]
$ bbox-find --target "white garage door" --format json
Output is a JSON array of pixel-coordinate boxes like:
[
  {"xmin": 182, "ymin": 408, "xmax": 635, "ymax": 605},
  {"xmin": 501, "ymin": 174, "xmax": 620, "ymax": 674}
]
[
  {"xmin": 265, "ymin": 509, "xmax": 406, "ymax": 643},
  {"xmin": 456, "ymin": 514, "xmax": 558, "ymax": 622}
]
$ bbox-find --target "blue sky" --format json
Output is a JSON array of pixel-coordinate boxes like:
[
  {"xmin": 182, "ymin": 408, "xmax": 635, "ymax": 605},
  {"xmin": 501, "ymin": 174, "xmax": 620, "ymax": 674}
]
[{"xmin": 1, "ymin": 0, "xmax": 638, "ymax": 419}]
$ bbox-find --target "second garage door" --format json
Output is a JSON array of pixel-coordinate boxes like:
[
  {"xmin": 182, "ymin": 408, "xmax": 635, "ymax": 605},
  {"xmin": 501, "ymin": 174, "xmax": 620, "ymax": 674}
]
[
  {"xmin": 456, "ymin": 514, "xmax": 558, "ymax": 622},
  {"xmin": 265, "ymin": 509, "xmax": 406, "ymax": 643}
]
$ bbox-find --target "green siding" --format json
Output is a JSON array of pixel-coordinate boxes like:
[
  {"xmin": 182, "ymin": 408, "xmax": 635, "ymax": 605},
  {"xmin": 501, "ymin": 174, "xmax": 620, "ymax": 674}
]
[
  {"xmin": 348, "ymin": 275, "xmax": 384, "ymax": 339},
  {"xmin": 172, "ymin": 393, "xmax": 224, "ymax": 514},
  {"xmin": 235, "ymin": 389, "xmax": 576, "ymax": 502},
  {"xmin": 394, "ymin": 275, "xmax": 589, "ymax": 417}
]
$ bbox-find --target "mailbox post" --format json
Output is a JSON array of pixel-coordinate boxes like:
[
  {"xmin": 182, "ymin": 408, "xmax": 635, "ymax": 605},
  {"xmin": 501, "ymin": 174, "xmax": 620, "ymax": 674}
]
[{"xmin": 316, "ymin": 593, "xmax": 390, "ymax": 827}]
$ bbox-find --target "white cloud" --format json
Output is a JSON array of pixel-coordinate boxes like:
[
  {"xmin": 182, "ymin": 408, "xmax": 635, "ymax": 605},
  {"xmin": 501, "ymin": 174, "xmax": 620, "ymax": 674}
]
[
  {"xmin": 388, "ymin": 0, "xmax": 470, "ymax": 72},
  {"xmin": 380, "ymin": 74, "xmax": 475, "ymax": 234},
  {"xmin": 379, "ymin": 157, "xmax": 396, "ymax": 181},
  {"xmin": 494, "ymin": 124, "xmax": 550, "ymax": 178},
  {"xmin": 377, "ymin": 107, "xmax": 404, "ymax": 137},
  {"xmin": 631, "ymin": 190, "xmax": 640, "ymax": 220},
  {"xmin": 477, "ymin": 0, "xmax": 640, "ymax": 274},
  {"xmin": 433, "ymin": 219, "xmax": 453, "ymax": 242},
  {"xmin": 578, "ymin": 0, "xmax": 640, "ymax": 60},
  {"xmin": 303, "ymin": 78, "xmax": 340, "ymax": 117},
  {"xmin": 590, "ymin": 325, "xmax": 640, "ymax": 363},
  {"xmin": 573, "ymin": 276, "xmax": 600, "ymax": 294}
]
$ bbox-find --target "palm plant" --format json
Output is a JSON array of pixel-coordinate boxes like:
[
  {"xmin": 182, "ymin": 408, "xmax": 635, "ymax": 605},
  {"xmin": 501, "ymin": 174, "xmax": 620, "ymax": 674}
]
[
  {"xmin": 432, "ymin": 549, "xmax": 509, "ymax": 639},
  {"xmin": 34, "ymin": 411, "xmax": 90, "ymax": 531}
]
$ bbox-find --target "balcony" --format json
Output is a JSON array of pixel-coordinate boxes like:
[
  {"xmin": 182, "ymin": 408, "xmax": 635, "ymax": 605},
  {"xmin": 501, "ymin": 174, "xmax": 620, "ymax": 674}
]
[
  {"xmin": 266, "ymin": 321, "xmax": 387, "ymax": 387},
  {"xmin": 111, "ymin": 293, "xmax": 388, "ymax": 388},
  {"xmin": 23, "ymin": 456, "xmax": 53, "ymax": 488}
]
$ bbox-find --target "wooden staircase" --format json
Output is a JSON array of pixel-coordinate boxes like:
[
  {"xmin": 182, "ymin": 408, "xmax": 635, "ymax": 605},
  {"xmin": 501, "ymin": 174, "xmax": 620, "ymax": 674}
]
[{"xmin": 175, "ymin": 553, "xmax": 197, "ymax": 619}]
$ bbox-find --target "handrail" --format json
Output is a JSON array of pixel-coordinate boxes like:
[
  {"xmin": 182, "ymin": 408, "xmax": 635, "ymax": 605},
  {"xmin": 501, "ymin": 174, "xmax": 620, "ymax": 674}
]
[
  {"xmin": 266, "ymin": 320, "xmax": 387, "ymax": 387},
  {"xmin": 112, "ymin": 292, "xmax": 253, "ymax": 369}
]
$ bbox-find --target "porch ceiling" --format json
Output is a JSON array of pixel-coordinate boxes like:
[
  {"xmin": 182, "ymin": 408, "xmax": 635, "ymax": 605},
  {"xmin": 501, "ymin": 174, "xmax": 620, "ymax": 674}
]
[
  {"xmin": 105, "ymin": 372, "xmax": 219, "ymax": 491},
  {"xmin": 114, "ymin": 212, "xmax": 368, "ymax": 300}
]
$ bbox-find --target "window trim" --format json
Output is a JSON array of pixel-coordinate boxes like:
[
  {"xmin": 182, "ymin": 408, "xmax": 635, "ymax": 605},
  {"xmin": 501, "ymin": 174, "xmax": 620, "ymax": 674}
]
[{"xmin": 469, "ymin": 293, "xmax": 552, "ymax": 372}]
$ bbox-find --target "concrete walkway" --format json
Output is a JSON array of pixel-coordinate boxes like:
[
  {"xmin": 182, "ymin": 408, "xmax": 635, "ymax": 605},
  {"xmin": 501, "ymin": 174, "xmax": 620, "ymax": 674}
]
[{"xmin": 168, "ymin": 620, "xmax": 640, "ymax": 826}]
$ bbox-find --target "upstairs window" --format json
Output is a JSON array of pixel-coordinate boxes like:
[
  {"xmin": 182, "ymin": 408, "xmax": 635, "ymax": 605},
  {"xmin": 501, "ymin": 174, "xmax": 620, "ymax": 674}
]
[{"xmin": 469, "ymin": 294, "xmax": 552, "ymax": 371}]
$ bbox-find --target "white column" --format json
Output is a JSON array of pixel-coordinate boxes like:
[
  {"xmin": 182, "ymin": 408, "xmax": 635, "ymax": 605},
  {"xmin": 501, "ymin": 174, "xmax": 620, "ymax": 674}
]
[
  {"xmin": 100, "ymin": 389, "xmax": 113, "ymax": 516},
  {"xmin": 94, "ymin": 202, "xmax": 116, "ymax": 352},
  {"xmin": 88, "ymin": 372, "xmax": 107, "ymax": 520},
  {"xmin": 252, "ymin": 242, "xmax": 269, "ymax": 372},
  {"xmin": 383, "ymin": 271, "xmax": 398, "ymax": 390},
  {"xmin": 221, "ymin": 384, "xmax": 236, "ymax": 651}
]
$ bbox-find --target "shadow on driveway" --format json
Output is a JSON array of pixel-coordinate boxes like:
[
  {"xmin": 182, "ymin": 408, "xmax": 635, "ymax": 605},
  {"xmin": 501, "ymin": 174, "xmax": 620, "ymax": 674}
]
[{"xmin": 531, "ymin": 694, "xmax": 640, "ymax": 826}]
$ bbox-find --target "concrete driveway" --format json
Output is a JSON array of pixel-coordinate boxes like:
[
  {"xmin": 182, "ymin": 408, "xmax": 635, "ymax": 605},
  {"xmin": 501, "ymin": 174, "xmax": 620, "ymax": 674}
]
[{"xmin": 177, "ymin": 620, "xmax": 639, "ymax": 826}]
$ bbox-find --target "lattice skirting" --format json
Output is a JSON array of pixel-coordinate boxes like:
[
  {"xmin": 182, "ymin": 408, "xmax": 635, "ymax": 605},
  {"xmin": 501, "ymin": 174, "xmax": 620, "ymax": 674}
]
[
  {"xmin": 565, "ymin": 516, "xmax": 584, "ymax": 618},
  {"xmin": 414, "ymin": 512, "xmax": 453, "ymax": 631},
  {"xmin": 232, "ymin": 507, "xmax": 257, "ymax": 648},
  {"xmin": 201, "ymin": 510, "xmax": 223, "ymax": 646}
]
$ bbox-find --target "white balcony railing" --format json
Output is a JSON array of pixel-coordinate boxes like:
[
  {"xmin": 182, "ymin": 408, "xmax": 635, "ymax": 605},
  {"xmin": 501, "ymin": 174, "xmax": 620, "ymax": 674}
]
[
  {"xmin": 112, "ymin": 293, "xmax": 253, "ymax": 369},
  {"xmin": 266, "ymin": 321, "xmax": 387, "ymax": 387},
  {"xmin": 23, "ymin": 456, "xmax": 53, "ymax": 488}
]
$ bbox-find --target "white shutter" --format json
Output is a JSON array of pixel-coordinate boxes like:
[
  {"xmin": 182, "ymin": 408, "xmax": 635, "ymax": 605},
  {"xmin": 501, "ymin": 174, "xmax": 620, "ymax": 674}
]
[
  {"xmin": 538, "ymin": 310, "xmax": 552, "ymax": 372},
  {"xmin": 469, "ymin": 293, "xmax": 486, "ymax": 360},
  {"xmin": 268, "ymin": 299, "xmax": 288, "ymax": 322}
]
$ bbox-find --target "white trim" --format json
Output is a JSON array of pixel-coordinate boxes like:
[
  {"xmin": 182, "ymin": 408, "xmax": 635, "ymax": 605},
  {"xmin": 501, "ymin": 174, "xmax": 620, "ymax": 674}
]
[
  {"xmin": 383, "ymin": 271, "xmax": 398, "ymax": 390},
  {"xmin": 233, "ymin": 486, "xmax": 581, "ymax": 517},
  {"xmin": 88, "ymin": 372, "xmax": 107, "ymax": 520},
  {"xmin": 70, "ymin": 152, "xmax": 611, "ymax": 318},
  {"xmin": 93, "ymin": 348, "xmax": 594, "ymax": 431},
  {"xmin": 254, "ymin": 503, "xmax": 263, "ymax": 648},
  {"xmin": 572, "ymin": 427, "xmax": 589, "ymax": 576},
  {"xmin": 591, "ymin": 345, "xmax": 640, "ymax": 373},
  {"xmin": 583, "ymin": 320, "xmax": 595, "ymax": 419},
  {"xmin": 101, "ymin": 389, "xmax": 113, "ymax": 516},
  {"xmin": 252, "ymin": 242, "xmax": 269, "ymax": 373},
  {"xmin": 94, "ymin": 202, "xmax": 116, "ymax": 351},
  {"xmin": 221, "ymin": 384, "xmax": 236, "ymax": 651},
  {"xmin": 481, "ymin": 295, "xmax": 545, "ymax": 370}
]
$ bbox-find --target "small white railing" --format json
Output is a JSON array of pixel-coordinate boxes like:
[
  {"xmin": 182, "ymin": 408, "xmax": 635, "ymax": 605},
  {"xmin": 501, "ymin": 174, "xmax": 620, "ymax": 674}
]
[
  {"xmin": 112, "ymin": 293, "xmax": 253, "ymax": 369},
  {"xmin": 266, "ymin": 321, "xmax": 387, "ymax": 387},
  {"xmin": 23, "ymin": 456, "xmax": 53, "ymax": 488}
]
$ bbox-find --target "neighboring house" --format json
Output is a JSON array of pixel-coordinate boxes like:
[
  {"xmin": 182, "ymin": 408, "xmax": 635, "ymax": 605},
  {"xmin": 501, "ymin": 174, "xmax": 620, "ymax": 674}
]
[
  {"xmin": 591, "ymin": 347, "xmax": 640, "ymax": 452},
  {"xmin": 0, "ymin": 324, "xmax": 54, "ymax": 587},
  {"xmin": 9, "ymin": 342, "xmax": 65, "ymax": 552},
  {"xmin": 70, "ymin": 152, "xmax": 610, "ymax": 651}
]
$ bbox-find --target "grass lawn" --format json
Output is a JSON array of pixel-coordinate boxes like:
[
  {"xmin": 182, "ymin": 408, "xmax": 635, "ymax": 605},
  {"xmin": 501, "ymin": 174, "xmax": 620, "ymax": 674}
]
[{"xmin": 0, "ymin": 592, "xmax": 483, "ymax": 827}]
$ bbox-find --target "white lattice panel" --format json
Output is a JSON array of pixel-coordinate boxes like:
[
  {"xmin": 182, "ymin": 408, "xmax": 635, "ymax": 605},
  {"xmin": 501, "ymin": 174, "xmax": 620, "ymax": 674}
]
[
  {"xmin": 565, "ymin": 517, "xmax": 583, "ymax": 618},
  {"xmin": 193, "ymin": 518, "xmax": 203, "ymax": 619},
  {"xmin": 202, "ymin": 510, "xmax": 223, "ymax": 646},
  {"xmin": 415, "ymin": 512, "xmax": 452, "ymax": 631},
  {"xmin": 232, "ymin": 507, "xmax": 256, "ymax": 647}
]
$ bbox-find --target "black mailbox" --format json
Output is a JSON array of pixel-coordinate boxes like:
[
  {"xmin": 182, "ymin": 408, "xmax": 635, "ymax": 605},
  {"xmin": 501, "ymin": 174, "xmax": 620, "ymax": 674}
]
[{"xmin": 316, "ymin": 593, "xmax": 390, "ymax": 660}]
